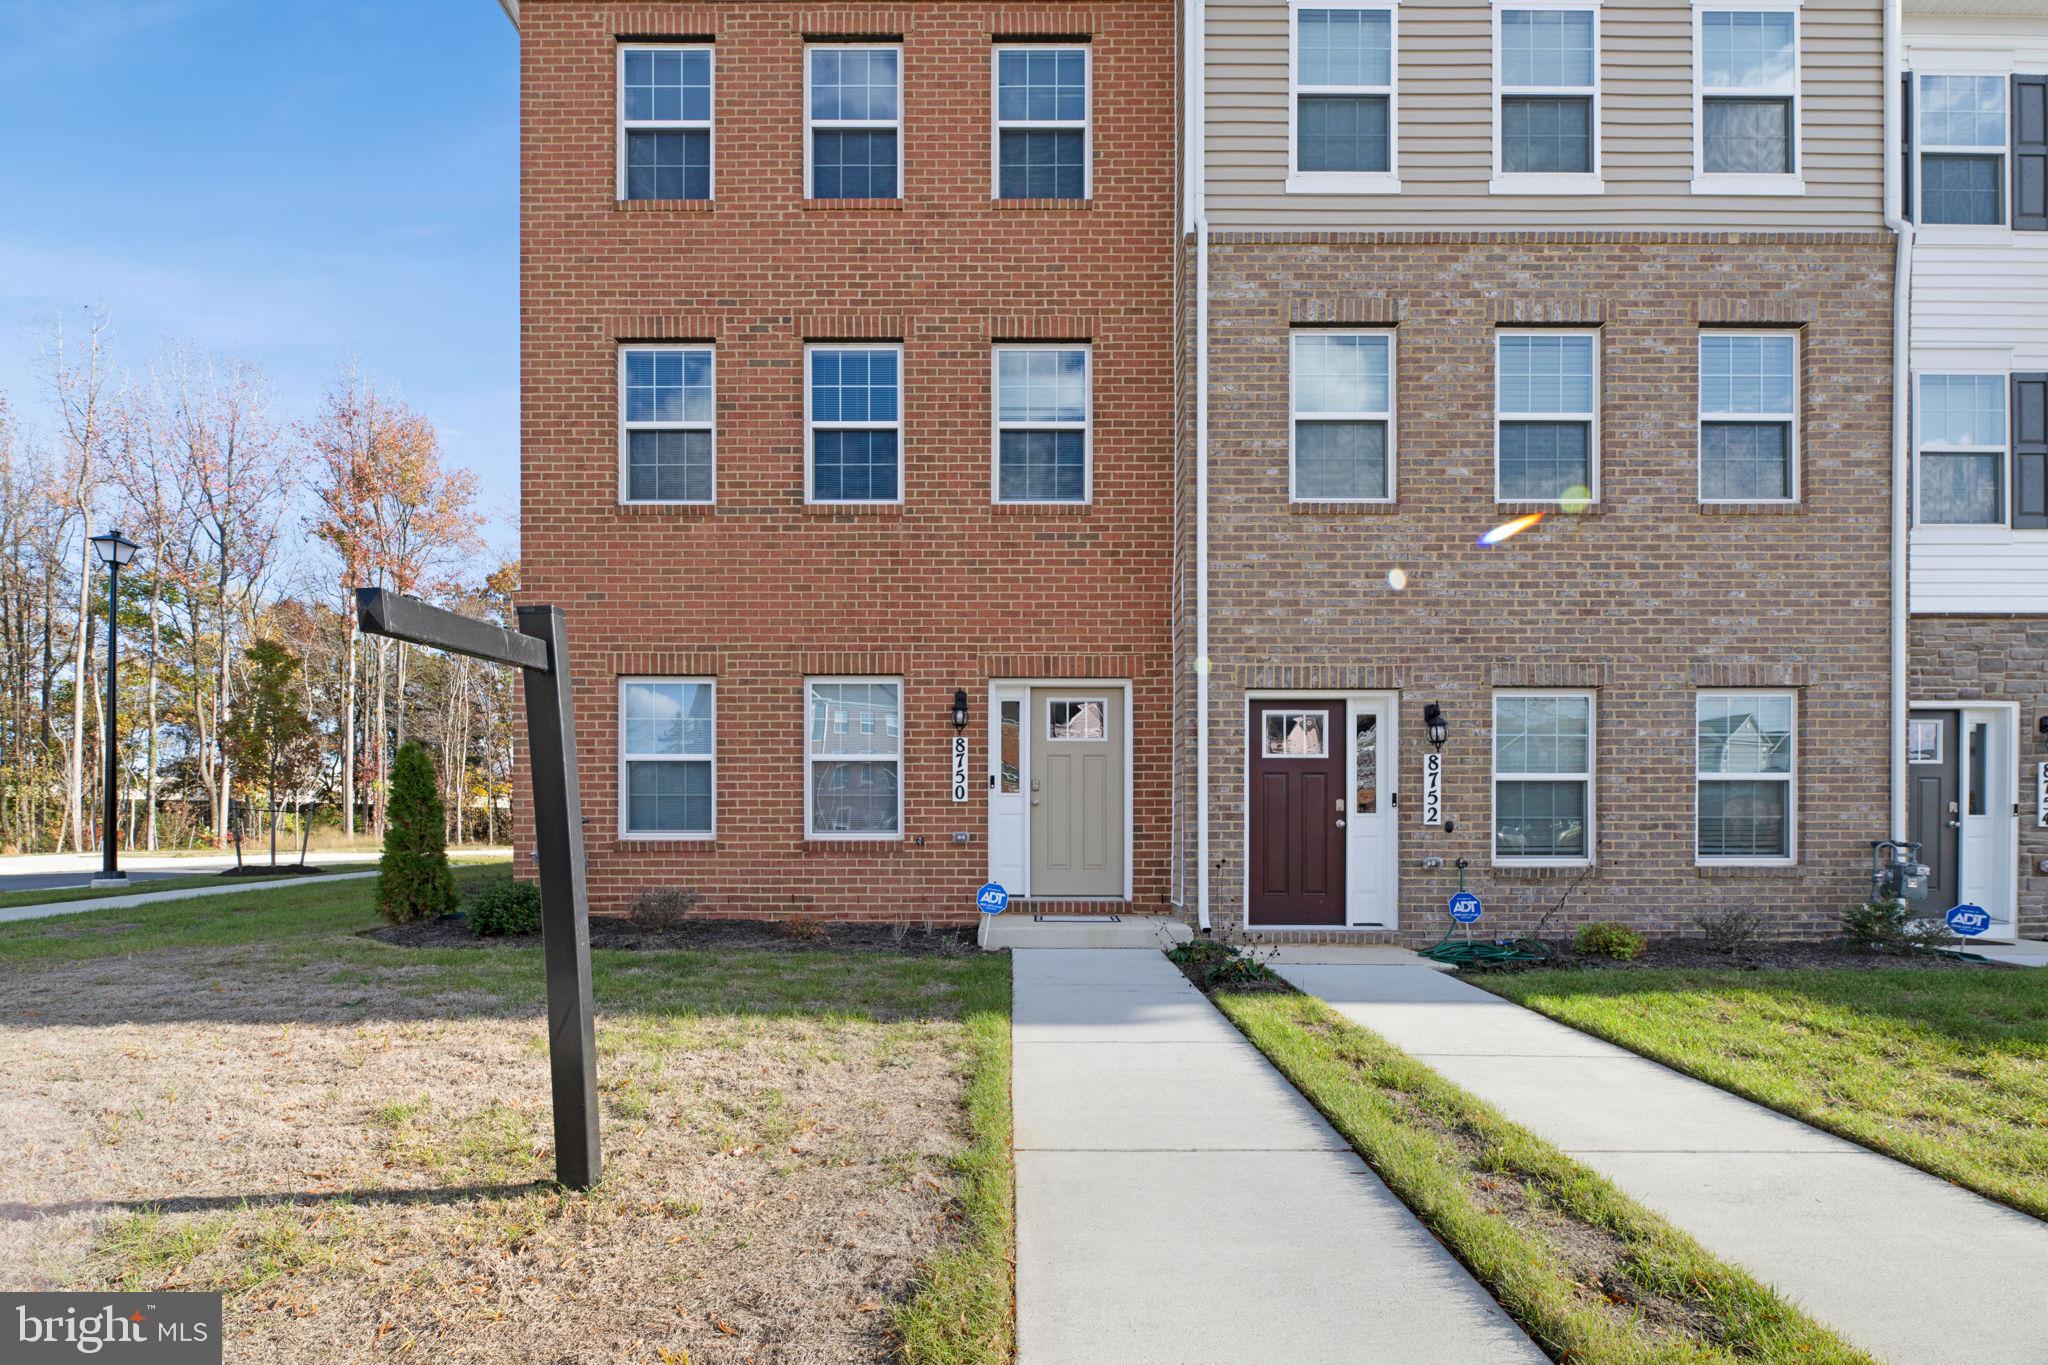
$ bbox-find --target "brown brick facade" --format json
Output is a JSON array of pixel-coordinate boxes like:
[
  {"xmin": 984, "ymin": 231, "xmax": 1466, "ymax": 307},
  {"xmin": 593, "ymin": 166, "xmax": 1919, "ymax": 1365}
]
[
  {"xmin": 515, "ymin": 0, "xmax": 1177, "ymax": 918},
  {"xmin": 1909, "ymin": 618, "xmax": 2048, "ymax": 939},
  {"xmin": 1184, "ymin": 232, "xmax": 1898, "ymax": 942}
]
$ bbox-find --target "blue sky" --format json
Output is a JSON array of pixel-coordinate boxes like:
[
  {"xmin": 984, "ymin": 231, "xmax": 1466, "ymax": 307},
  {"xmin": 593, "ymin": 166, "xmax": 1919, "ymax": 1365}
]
[{"xmin": 0, "ymin": 0, "xmax": 521, "ymax": 550}]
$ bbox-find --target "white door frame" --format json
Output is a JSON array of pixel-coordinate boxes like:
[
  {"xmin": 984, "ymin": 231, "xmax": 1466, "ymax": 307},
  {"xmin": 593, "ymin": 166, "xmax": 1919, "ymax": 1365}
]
[
  {"xmin": 1242, "ymin": 690, "xmax": 1401, "ymax": 931},
  {"xmin": 1910, "ymin": 698, "xmax": 2020, "ymax": 942},
  {"xmin": 986, "ymin": 678, "xmax": 1134, "ymax": 902}
]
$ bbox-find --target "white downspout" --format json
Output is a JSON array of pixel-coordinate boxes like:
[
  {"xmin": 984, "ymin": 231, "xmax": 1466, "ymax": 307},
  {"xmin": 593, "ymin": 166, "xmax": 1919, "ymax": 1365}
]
[
  {"xmin": 1186, "ymin": 0, "xmax": 1213, "ymax": 932},
  {"xmin": 1884, "ymin": 0, "xmax": 1913, "ymax": 843}
]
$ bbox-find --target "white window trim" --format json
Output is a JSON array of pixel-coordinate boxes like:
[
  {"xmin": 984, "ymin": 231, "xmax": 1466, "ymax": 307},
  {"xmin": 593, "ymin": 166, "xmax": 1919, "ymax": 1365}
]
[
  {"xmin": 1286, "ymin": 0, "xmax": 1403, "ymax": 195},
  {"xmin": 1694, "ymin": 689, "xmax": 1798, "ymax": 867},
  {"xmin": 1913, "ymin": 368, "xmax": 2010, "ymax": 528},
  {"xmin": 1289, "ymin": 328, "xmax": 1398, "ymax": 504},
  {"xmin": 804, "ymin": 676, "xmax": 905, "ymax": 841},
  {"xmin": 1697, "ymin": 329, "xmax": 1800, "ymax": 505},
  {"xmin": 805, "ymin": 341, "xmax": 906, "ymax": 506},
  {"xmin": 1491, "ymin": 688, "xmax": 1597, "ymax": 868},
  {"xmin": 1915, "ymin": 71, "xmax": 2010, "ymax": 229},
  {"xmin": 805, "ymin": 43, "xmax": 904, "ymax": 200},
  {"xmin": 617, "ymin": 677, "xmax": 716, "ymax": 841},
  {"xmin": 617, "ymin": 43, "xmax": 714, "ymax": 202},
  {"xmin": 1494, "ymin": 329, "xmax": 1601, "ymax": 505},
  {"xmin": 1490, "ymin": 0, "xmax": 1604, "ymax": 195},
  {"xmin": 990, "ymin": 44, "xmax": 1092, "ymax": 200},
  {"xmin": 991, "ymin": 343, "xmax": 1093, "ymax": 505},
  {"xmin": 1690, "ymin": 3, "xmax": 1804, "ymax": 195},
  {"xmin": 618, "ymin": 344, "xmax": 716, "ymax": 506}
]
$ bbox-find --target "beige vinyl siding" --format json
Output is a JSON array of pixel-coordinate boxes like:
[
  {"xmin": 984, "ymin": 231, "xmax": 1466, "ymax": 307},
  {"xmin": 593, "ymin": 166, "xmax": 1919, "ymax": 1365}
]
[{"xmin": 1206, "ymin": 0, "xmax": 1886, "ymax": 229}]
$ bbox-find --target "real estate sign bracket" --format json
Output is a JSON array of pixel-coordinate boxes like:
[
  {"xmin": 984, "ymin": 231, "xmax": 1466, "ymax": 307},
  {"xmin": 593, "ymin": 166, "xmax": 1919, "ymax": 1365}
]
[{"xmin": 355, "ymin": 586, "xmax": 601, "ymax": 1190}]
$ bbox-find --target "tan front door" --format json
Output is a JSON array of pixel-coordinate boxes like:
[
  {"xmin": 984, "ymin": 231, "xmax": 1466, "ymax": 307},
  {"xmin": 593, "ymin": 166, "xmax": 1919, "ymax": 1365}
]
[{"xmin": 1028, "ymin": 689, "xmax": 1126, "ymax": 898}]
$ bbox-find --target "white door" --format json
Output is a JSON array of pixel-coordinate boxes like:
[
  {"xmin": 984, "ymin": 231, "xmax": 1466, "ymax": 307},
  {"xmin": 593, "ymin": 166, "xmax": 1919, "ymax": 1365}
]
[
  {"xmin": 987, "ymin": 686, "xmax": 1028, "ymax": 896},
  {"xmin": 1346, "ymin": 698, "xmax": 1398, "ymax": 928},
  {"xmin": 1956, "ymin": 706, "xmax": 2017, "ymax": 940}
]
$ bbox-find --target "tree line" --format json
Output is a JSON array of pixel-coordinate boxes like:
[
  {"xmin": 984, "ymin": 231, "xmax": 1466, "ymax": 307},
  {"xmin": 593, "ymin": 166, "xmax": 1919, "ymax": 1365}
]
[{"xmin": 0, "ymin": 309, "xmax": 517, "ymax": 856}]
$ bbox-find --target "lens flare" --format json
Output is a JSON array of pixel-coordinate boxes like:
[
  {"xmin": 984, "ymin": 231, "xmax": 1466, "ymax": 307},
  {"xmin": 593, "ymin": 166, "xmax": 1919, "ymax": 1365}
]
[
  {"xmin": 1477, "ymin": 511, "xmax": 1547, "ymax": 547},
  {"xmin": 1387, "ymin": 567, "xmax": 1408, "ymax": 591}
]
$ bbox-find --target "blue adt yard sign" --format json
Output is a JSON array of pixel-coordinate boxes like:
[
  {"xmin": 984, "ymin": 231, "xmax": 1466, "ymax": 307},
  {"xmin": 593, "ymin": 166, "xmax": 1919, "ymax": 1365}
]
[
  {"xmin": 1945, "ymin": 903, "xmax": 1991, "ymax": 936},
  {"xmin": 977, "ymin": 882, "xmax": 1010, "ymax": 915},
  {"xmin": 1449, "ymin": 891, "xmax": 1482, "ymax": 924}
]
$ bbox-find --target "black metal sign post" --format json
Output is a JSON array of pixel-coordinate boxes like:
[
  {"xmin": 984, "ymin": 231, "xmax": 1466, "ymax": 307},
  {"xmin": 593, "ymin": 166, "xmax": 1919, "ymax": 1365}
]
[{"xmin": 355, "ymin": 587, "xmax": 601, "ymax": 1189}]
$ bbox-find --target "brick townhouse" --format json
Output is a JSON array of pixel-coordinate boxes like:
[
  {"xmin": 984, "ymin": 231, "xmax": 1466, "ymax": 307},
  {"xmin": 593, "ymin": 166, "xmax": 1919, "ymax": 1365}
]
[
  {"xmin": 505, "ymin": 0, "xmax": 1178, "ymax": 917},
  {"xmin": 1901, "ymin": 0, "xmax": 2048, "ymax": 940},
  {"xmin": 1177, "ymin": 0, "xmax": 1905, "ymax": 941}
]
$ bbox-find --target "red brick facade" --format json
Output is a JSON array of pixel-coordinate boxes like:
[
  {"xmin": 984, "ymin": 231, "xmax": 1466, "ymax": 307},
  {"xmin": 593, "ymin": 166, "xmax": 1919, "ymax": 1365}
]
[
  {"xmin": 515, "ymin": 0, "xmax": 1178, "ymax": 918},
  {"xmin": 1181, "ymin": 233, "xmax": 1899, "ymax": 942}
]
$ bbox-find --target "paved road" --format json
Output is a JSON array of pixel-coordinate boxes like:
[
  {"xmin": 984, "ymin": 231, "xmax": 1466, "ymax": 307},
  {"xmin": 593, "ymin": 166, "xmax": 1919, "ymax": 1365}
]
[
  {"xmin": 1012, "ymin": 948, "xmax": 1542, "ymax": 1365},
  {"xmin": 0, "ymin": 848, "xmax": 505, "ymax": 896},
  {"xmin": 1280, "ymin": 962, "xmax": 2048, "ymax": 1365}
]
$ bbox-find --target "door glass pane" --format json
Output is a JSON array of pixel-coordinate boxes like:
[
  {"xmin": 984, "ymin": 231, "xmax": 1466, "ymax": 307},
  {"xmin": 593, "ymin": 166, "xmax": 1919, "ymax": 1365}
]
[
  {"xmin": 1907, "ymin": 718, "xmax": 1942, "ymax": 764},
  {"xmin": 1355, "ymin": 714, "xmax": 1377, "ymax": 812},
  {"xmin": 1049, "ymin": 698, "xmax": 1107, "ymax": 740},
  {"xmin": 1000, "ymin": 700, "xmax": 1021, "ymax": 793},
  {"xmin": 1968, "ymin": 723, "xmax": 1989, "ymax": 816},
  {"xmin": 1264, "ymin": 711, "xmax": 1328, "ymax": 757}
]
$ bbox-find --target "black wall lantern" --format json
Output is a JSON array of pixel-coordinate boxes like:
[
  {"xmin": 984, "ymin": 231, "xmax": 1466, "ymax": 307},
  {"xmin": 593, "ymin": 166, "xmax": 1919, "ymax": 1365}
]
[
  {"xmin": 1422, "ymin": 701, "xmax": 1448, "ymax": 749},
  {"xmin": 951, "ymin": 689, "xmax": 971, "ymax": 731}
]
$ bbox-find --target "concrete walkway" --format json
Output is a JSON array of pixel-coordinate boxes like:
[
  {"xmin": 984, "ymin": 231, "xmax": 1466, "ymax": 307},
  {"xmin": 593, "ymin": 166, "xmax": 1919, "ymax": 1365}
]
[
  {"xmin": 0, "ymin": 871, "xmax": 378, "ymax": 925},
  {"xmin": 1013, "ymin": 948, "xmax": 1542, "ymax": 1365},
  {"xmin": 1278, "ymin": 963, "xmax": 2048, "ymax": 1365}
]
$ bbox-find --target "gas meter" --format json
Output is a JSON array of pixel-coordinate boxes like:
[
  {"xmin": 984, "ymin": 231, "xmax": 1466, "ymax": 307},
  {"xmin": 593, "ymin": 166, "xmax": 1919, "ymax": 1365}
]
[{"xmin": 1872, "ymin": 840, "xmax": 1929, "ymax": 903}]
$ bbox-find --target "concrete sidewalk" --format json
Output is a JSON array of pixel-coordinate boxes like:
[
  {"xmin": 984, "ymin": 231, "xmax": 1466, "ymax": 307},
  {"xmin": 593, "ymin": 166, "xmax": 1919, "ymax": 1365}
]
[
  {"xmin": 0, "ymin": 871, "xmax": 378, "ymax": 925},
  {"xmin": 1279, "ymin": 963, "xmax": 2048, "ymax": 1365},
  {"xmin": 1013, "ymin": 949, "xmax": 1542, "ymax": 1365}
]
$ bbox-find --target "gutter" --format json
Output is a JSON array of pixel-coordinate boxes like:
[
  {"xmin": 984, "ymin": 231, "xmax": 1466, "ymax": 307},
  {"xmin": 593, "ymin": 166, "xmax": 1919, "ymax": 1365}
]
[
  {"xmin": 1185, "ymin": 0, "xmax": 1212, "ymax": 933},
  {"xmin": 496, "ymin": 0, "xmax": 519, "ymax": 28},
  {"xmin": 1883, "ymin": 0, "xmax": 1913, "ymax": 843}
]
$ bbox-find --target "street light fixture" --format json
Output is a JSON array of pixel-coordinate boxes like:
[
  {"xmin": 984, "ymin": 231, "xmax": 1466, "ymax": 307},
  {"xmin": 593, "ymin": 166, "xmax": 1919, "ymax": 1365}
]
[{"xmin": 89, "ymin": 529, "xmax": 139, "ymax": 886}]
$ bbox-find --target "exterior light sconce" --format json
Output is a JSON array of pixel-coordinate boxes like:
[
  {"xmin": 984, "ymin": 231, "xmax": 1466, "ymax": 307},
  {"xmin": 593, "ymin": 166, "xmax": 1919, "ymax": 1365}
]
[
  {"xmin": 951, "ymin": 689, "xmax": 970, "ymax": 732},
  {"xmin": 1423, "ymin": 701, "xmax": 1448, "ymax": 749}
]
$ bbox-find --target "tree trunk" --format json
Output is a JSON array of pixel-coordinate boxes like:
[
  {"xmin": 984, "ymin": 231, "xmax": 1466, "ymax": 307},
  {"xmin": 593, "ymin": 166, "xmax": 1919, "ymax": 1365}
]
[
  {"xmin": 66, "ymin": 524, "xmax": 91, "ymax": 852},
  {"xmin": 144, "ymin": 571, "xmax": 162, "ymax": 850}
]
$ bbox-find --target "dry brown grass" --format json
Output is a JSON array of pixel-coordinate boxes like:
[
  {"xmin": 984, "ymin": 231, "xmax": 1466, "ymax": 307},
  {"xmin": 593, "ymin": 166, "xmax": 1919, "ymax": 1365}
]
[{"xmin": 0, "ymin": 884, "xmax": 1009, "ymax": 1365}]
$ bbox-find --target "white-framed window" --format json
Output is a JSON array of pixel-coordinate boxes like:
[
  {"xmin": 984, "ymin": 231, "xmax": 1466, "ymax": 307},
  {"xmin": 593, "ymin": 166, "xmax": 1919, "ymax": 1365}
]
[
  {"xmin": 806, "ymin": 343, "xmax": 903, "ymax": 504},
  {"xmin": 1907, "ymin": 717, "xmax": 1943, "ymax": 764},
  {"xmin": 619, "ymin": 678, "xmax": 715, "ymax": 838},
  {"xmin": 1493, "ymin": 690, "xmax": 1594, "ymax": 865},
  {"xmin": 619, "ymin": 345, "xmax": 715, "ymax": 504},
  {"xmin": 1492, "ymin": 1, "xmax": 1601, "ymax": 193},
  {"xmin": 1917, "ymin": 74, "xmax": 2006, "ymax": 226},
  {"xmin": 805, "ymin": 678, "xmax": 903, "ymax": 838},
  {"xmin": 1496, "ymin": 330, "xmax": 1597, "ymax": 503},
  {"xmin": 618, "ymin": 45, "xmax": 714, "ymax": 201},
  {"xmin": 1262, "ymin": 709, "xmax": 1330, "ymax": 756},
  {"xmin": 1699, "ymin": 331, "xmax": 1798, "ymax": 503},
  {"xmin": 993, "ymin": 45, "xmax": 1090, "ymax": 200},
  {"xmin": 1916, "ymin": 373, "xmax": 2006, "ymax": 525},
  {"xmin": 1291, "ymin": 330, "xmax": 1395, "ymax": 502},
  {"xmin": 1696, "ymin": 690, "xmax": 1796, "ymax": 864},
  {"xmin": 1289, "ymin": 0, "xmax": 1399, "ymax": 193},
  {"xmin": 993, "ymin": 344, "xmax": 1090, "ymax": 503},
  {"xmin": 807, "ymin": 45, "xmax": 902, "ymax": 199},
  {"xmin": 1693, "ymin": 8, "xmax": 1800, "ymax": 192}
]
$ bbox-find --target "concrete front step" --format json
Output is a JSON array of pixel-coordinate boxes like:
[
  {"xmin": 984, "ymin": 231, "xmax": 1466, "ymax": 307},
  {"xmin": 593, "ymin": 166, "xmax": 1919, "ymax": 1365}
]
[{"xmin": 979, "ymin": 912, "xmax": 1192, "ymax": 950}]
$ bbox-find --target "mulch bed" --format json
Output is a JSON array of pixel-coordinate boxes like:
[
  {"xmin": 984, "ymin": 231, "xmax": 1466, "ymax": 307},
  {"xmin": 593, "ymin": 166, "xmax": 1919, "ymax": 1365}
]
[
  {"xmin": 216, "ymin": 863, "xmax": 327, "ymax": 878},
  {"xmin": 1473, "ymin": 936, "xmax": 1981, "ymax": 974},
  {"xmin": 364, "ymin": 914, "xmax": 982, "ymax": 956}
]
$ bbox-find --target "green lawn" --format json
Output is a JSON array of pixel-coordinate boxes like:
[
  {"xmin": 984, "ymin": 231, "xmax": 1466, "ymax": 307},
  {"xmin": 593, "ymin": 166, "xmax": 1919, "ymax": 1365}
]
[
  {"xmin": 1217, "ymin": 988, "xmax": 1875, "ymax": 1364},
  {"xmin": 1479, "ymin": 967, "xmax": 2048, "ymax": 1221},
  {"xmin": 0, "ymin": 864, "xmax": 381, "ymax": 912},
  {"xmin": 0, "ymin": 865, "xmax": 1015, "ymax": 1364}
]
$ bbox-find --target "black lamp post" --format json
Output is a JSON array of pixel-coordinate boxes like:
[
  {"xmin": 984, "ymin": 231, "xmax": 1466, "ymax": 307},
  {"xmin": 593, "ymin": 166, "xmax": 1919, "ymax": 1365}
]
[{"xmin": 89, "ymin": 529, "xmax": 139, "ymax": 885}]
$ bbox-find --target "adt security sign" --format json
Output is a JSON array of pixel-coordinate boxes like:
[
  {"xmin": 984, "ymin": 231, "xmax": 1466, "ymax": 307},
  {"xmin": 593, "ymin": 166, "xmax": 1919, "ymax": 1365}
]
[
  {"xmin": 1449, "ymin": 891, "xmax": 1482, "ymax": 924},
  {"xmin": 1945, "ymin": 903, "xmax": 1991, "ymax": 936},
  {"xmin": 976, "ymin": 882, "xmax": 1011, "ymax": 915}
]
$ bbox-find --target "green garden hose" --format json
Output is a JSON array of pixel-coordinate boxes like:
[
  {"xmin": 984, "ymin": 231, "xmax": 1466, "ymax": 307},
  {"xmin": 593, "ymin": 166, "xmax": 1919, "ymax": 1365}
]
[{"xmin": 1417, "ymin": 923, "xmax": 1552, "ymax": 967}]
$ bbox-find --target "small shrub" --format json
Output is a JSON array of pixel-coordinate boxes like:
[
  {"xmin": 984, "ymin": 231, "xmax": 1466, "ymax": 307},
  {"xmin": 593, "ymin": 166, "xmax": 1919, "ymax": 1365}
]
[
  {"xmin": 1573, "ymin": 921, "xmax": 1647, "ymax": 961},
  {"xmin": 1694, "ymin": 907, "xmax": 1769, "ymax": 957},
  {"xmin": 782, "ymin": 917, "xmax": 827, "ymax": 942},
  {"xmin": 629, "ymin": 887, "xmax": 702, "ymax": 928},
  {"xmin": 377, "ymin": 742, "xmax": 458, "ymax": 924},
  {"xmin": 1842, "ymin": 895, "xmax": 1951, "ymax": 954},
  {"xmin": 467, "ymin": 878, "xmax": 542, "ymax": 937},
  {"xmin": 1167, "ymin": 938, "xmax": 1283, "ymax": 991}
]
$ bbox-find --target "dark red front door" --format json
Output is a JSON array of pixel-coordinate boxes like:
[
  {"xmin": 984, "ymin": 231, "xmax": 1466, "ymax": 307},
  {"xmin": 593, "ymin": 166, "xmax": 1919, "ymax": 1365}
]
[{"xmin": 1249, "ymin": 701, "xmax": 1347, "ymax": 925}]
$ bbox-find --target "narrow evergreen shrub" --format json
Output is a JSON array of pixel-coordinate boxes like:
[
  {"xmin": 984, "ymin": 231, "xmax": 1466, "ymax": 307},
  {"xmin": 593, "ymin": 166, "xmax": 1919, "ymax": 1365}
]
[
  {"xmin": 378, "ymin": 742, "xmax": 458, "ymax": 924},
  {"xmin": 466, "ymin": 878, "xmax": 543, "ymax": 937}
]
